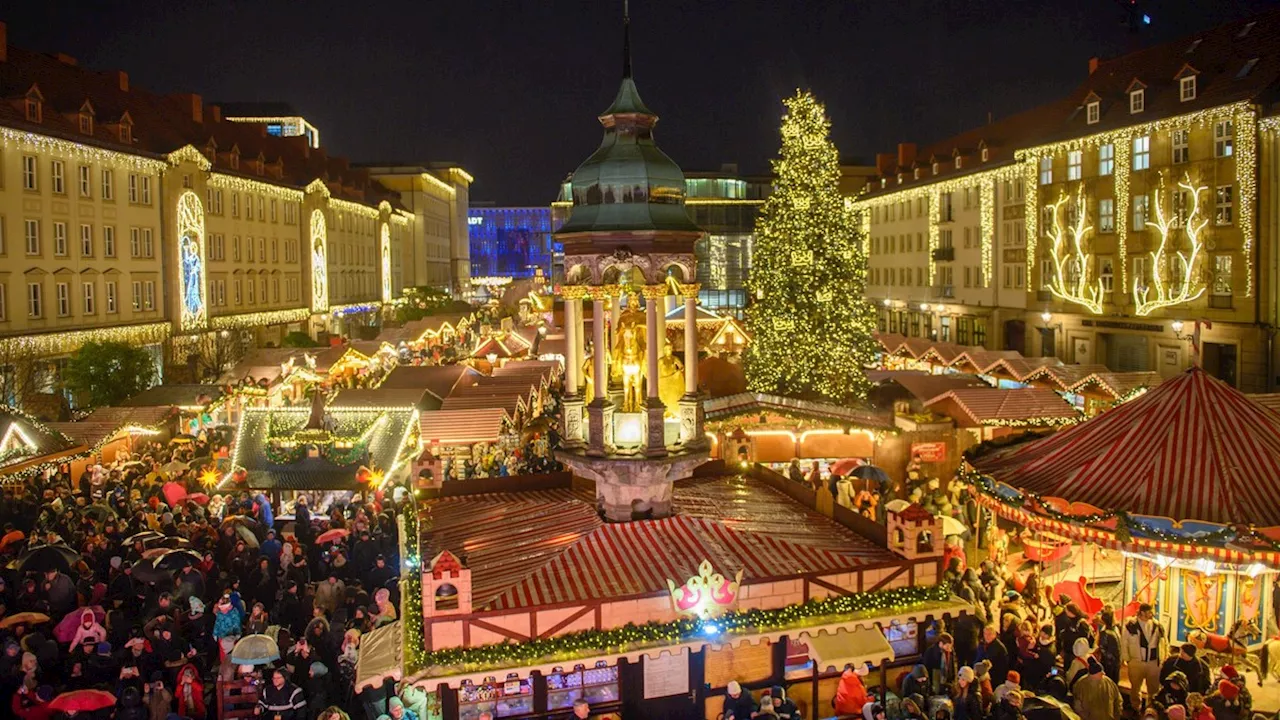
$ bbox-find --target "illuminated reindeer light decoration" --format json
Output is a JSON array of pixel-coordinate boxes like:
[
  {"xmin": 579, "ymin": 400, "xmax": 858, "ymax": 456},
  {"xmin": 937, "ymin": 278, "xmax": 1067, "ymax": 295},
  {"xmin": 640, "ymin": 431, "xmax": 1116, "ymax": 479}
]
[
  {"xmin": 1045, "ymin": 187, "xmax": 1105, "ymax": 314},
  {"xmin": 1134, "ymin": 171, "xmax": 1209, "ymax": 316}
]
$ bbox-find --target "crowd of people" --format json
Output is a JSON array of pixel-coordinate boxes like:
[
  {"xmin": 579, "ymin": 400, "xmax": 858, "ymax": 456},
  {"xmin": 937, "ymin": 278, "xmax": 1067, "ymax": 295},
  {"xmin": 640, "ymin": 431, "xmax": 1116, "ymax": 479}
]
[{"xmin": 0, "ymin": 431, "xmax": 414, "ymax": 720}]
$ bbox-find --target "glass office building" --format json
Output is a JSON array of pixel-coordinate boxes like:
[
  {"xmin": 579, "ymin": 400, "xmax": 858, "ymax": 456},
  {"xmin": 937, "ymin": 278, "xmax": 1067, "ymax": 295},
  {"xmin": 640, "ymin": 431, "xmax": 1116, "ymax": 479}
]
[{"xmin": 468, "ymin": 206, "xmax": 558, "ymax": 281}]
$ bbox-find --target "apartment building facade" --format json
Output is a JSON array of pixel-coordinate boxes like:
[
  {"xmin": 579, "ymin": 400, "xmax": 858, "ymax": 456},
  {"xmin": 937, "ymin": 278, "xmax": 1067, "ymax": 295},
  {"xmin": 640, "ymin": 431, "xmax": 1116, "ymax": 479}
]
[
  {"xmin": 860, "ymin": 10, "xmax": 1280, "ymax": 391},
  {"xmin": 0, "ymin": 22, "xmax": 467, "ymax": 403}
]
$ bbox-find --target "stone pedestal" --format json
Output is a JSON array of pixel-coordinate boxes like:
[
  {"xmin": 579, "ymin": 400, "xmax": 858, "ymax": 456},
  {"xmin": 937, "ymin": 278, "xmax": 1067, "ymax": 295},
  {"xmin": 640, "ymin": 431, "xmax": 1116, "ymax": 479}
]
[
  {"xmin": 555, "ymin": 447, "xmax": 709, "ymax": 522},
  {"xmin": 644, "ymin": 398, "xmax": 667, "ymax": 457},
  {"xmin": 561, "ymin": 396, "xmax": 586, "ymax": 448},
  {"xmin": 678, "ymin": 395, "xmax": 705, "ymax": 447},
  {"xmin": 586, "ymin": 400, "xmax": 614, "ymax": 457}
]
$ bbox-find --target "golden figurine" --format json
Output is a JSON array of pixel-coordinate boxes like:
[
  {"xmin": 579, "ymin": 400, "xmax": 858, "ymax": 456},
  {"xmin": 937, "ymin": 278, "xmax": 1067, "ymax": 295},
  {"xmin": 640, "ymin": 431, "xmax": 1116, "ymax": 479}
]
[
  {"xmin": 657, "ymin": 341, "xmax": 684, "ymax": 417},
  {"xmin": 610, "ymin": 293, "xmax": 647, "ymax": 413}
]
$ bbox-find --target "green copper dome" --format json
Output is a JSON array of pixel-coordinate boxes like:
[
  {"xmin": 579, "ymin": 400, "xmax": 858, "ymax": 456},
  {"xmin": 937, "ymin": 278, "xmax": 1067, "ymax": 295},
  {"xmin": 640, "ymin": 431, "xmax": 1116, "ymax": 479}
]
[{"xmin": 556, "ymin": 72, "xmax": 701, "ymax": 235}]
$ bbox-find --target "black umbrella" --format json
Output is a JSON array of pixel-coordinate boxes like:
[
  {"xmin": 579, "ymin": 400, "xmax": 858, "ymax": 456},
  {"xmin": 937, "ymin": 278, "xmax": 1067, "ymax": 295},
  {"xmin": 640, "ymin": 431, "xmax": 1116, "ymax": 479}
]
[
  {"xmin": 154, "ymin": 536, "xmax": 191, "ymax": 550},
  {"xmin": 151, "ymin": 549, "xmax": 202, "ymax": 573},
  {"xmin": 130, "ymin": 558, "xmax": 169, "ymax": 585},
  {"xmin": 123, "ymin": 531, "xmax": 164, "ymax": 547},
  {"xmin": 850, "ymin": 464, "xmax": 891, "ymax": 486},
  {"xmin": 82, "ymin": 504, "xmax": 117, "ymax": 522},
  {"xmin": 16, "ymin": 544, "xmax": 80, "ymax": 574}
]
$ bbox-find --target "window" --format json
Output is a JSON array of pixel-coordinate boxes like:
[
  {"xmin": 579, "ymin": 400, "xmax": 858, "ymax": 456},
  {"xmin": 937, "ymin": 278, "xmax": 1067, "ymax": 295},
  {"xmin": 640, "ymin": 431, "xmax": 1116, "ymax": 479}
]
[
  {"xmin": 103, "ymin": 226, "xmax": 116, "ymax": 257},
  {"xmin": 214, "ymin": 190, "xmax": 223, "ymax": 215},
  {"xmin": 232, "ymin": 193, "xmax": 240, "ymax": 218},
  {"xmin": 247, "ymin": 277, "xmax": 256, "ymax": 304},
  {"xmin": 1039, "ymin": 156, "xmax": 1052, "ymax": 185},
  {"xmin": 79, "ymin": 112, "xmax": 93, "ymax": 135},
  {"xmin": 1130, "ymin": 89, "xmax": 1144, "ymax": 114},
  {"xmin": 80, "ymin": 224, "xmax": 92, "ymax": 256},
  {"xmin": 130, "ymin": 228, "xmax": 140, "ymax": 257},
  {"xmin": 82, "ymin": 282, "xmax": 95, "ymax": 315},
  {"xmin": 27, "ymin": 283, "xmax": 42, "ymax": 318},
  {"xmin": 257, "ymin": 197, "xmax": 264, "ymax": 219},
  {"xmin": 25, "ymin": 95, "xmax": 41, "ymax": 122},
  {"xmin": 78, "ymin": 166, "xmax": 91, "ymax": 197},
  {"xmin": 940, "ymin": 193, "xmax": 953, "ymax": 221},
  {"xmin": 272, "ymin": 239, "xmax": 278, "ymax": 262},
  {"xmin": 1099, "ymin": 198, "xmax": 1115, "ymax": 233},
  {"xmin": 957, "ymin": 317, "xmax": 971, "ymax": 345},
  {"xmin": 1067, "ymin": 150, "xmax": 1082, "ymax": 180},
  {"xmin": 981, "ymin": 147, "xmax": 989, "ymax": 162},
  {"xmin": 964, "ymin": 266, "xmax": 972, "ymax": 287},
  {"xmin": 1099, "ymin": 258, "xmax": 1114, "ymax": 293},
  {"xmin": 940, "ymin": 316, "xmax": 951, "ymax": 342},
  {"xmin": 1215, "ymin": 121, "xmax": 1234, "ymax": 157},
  {"xmin": 234, "ymin": 280, "xmax": 242, "ymax": 305},
  {"xmin": 258, "ymin": 238, "xmax": 266, "ymax": 261},
  {"xmin": 1213, "ymin": 256, "xmax": 1232, "ymax": 296},
  {"xmin": 1041, "ymin": 206, "xmax": 1055, "ymax": 237},
  {"xmin": 1086, "ymin": 101, "xmax": 1100, "ymax": 124},
  {"xmin": 25, "ymin": 220, "xmax": 40, "ymax": 255},
  {"xmin": 119, "ymin": 122, "xmax": 132, "ymax": 144},
  {"xmin": 1132, "ymin": 136, "xmax": 1150, "ymax": 170},
  {"xmin": 0, "ymin": 217, "xmax": 5, "ymax": 255},
  {"xmin": 53, "ymin": 222, "xmax": 67, "ymax": 256},
  {"xmin": 56, "ymin": 282, "xmax": 69, "ymax": 317},
  {"xmin": 233, "ymin": 236, "xmax": 241, "ymax": 262},
  {"xmin": 101, "ymin": 169, "xmax": 113, "ymax": 200},
  {"xmin": 142, "ymin": 228, "xmax": 153, "ymax": 257},
  {"xmin": 50, "ymin": 161, "xmax": 64, "ymax": 194},
  {"xmin": 1180, "ymin": 76, "xmax": 1196, "ymax": 102},
  {"xmin": 1133, "ymin": 194, "xmax": 1149, "ymax": 230},
  {"xmin": 1133, "ymin": 256, "xmax": 1149, "ymax": 293},
  {"xmin": 141, "ymin": 176, "xmax": 151, "ymax": 204},
  {"xmin": 128, "ymin": 174, "xmax": 138, "ymax": 203},
  {"xmin": 131, "ymin": 281, "xmax": 141, "ymax": 311},
  {"xmin": 1216, "ymin": 185, "xmax": 1234, "ymax": 225},
  {"xmin": 22, "ymin": 156, "xmax": 37, "ymax": 190},
  {"xmin": 143, "ymin": 281, "xmax": 155, "ymax": 310},
  {"xmin": 1041, "ymin": 257, "xmax": 1054, "ymax": 290},
  {"xmin": 245, "ymin": 195, "xmax": 253, "ymax": 221},
  {"xmin": 106, "ymin": 281, "xmax": 117, "ymax": 313},
  {"xmin": 0, "ymin": 284, "xmax": 6, "ymax": 321},
  {"xmin": 1173, "ymin": 191, "xmax": 1188, "ymax": 228},
  {"xmin": 955, "ymin": 155, "xmax": 962, "ymax": 169},
  {"xmin": 271, "ymin": 200, "xmax": 278, "ymax": 222},
  {"xmin": 1172, "ymin": 129, "xmax": 1189, "ymax": 164}
]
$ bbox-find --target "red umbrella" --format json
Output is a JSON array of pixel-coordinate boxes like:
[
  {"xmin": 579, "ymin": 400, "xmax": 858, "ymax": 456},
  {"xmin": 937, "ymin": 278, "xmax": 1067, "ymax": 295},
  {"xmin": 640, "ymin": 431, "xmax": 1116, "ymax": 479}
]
[
  {"xmin": 187, "ymin": 492, "xmax": 210, "ymax": 506},
  {"xmin": 315, "ymin": 528, "xmax": 349, "ymax": 545},
  {"xmin": 162, "ymin": 481, "xmax": 188, "ymax": 507},
  {"xmin": 828, "ymin": 458, "xmax": 863, "ymax": 477},
  {"xmin": 49, "ymin": 689, "xmax": 116, "ymax": 713},
  {"xmin": 0, "ymin": 529, "xmax": 24, "ymax": 552}
]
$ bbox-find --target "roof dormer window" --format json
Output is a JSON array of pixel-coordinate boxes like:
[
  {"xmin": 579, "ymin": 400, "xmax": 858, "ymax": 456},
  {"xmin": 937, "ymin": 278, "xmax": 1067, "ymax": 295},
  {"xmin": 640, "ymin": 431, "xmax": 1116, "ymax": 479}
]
[
  {"xmin": 981, "ymin": 147, "xmax": 989, "ymax": 162},
  {"xmin": 1129, "ymin": 88, "xmax": 1145, "ymax": 114},
  {"xmin": 880, "ymin": 178, "xmax": 886, "ymax": 189},
  {"xmin": 229, "ymin": 146, "xmax": 240, "ymax": 170},
  {"xmin": 1180, "ymin": 76, "xmax": 1196, "ymax": 102},
  {"xmin": 896, "ymin": 173, "xmax": 903, "ymax": 185},
  {"xmin": 24, "ymin": 88, "xmax": 43, "ymax": 123},
  {"xmin": 954, "ymin": 155, "xmax": 962, "ymax": 170},
  {"xmin": 1086, "ymin": 101, "xmax": 1100, "ymax": 124},
  {"xmin": 913, "ymin": 167, "xmax": 921, "ymax": 180},
  {"xmin": 932, "ymin": 162, "xmax": 939, "ymax": 176},
  {"xmin": 79, "ymin": 112, "xmax": 93, "ymax": 135},
  {"xmin": 118, "ymin": 114, "xmax": 133, "ymax": 144}
]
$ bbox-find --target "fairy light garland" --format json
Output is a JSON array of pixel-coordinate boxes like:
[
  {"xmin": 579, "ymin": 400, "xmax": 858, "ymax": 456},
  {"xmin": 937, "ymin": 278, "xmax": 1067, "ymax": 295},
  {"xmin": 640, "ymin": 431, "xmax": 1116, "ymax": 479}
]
[
  {"xmin": 210, "ymin": 307, "xmax": 311, "ymax": 331},
  {"xmin": 1, "ymin": 127, "xmax": 167, "ymax": 173},
  {"xmin": 208, "ymin": 172, "xmax": 304, "ymax": 202},
  {"xmin": 0, "ymin": 322, "xmax": 170, "ymax": 358},
  {"xmin": 1017, "ymin": 101, "xmax": 1257, "ymax": 301},
  {"xmin": 410, "ymin": 583, "xmax": 951, "ymax": 675},
  {"xmin": 331, "ymin": 197, "xmax": 381, "ymax": 219},
  {"xmin": 979, "ymin": 177, "xmax": 994, "ymax": 287}
]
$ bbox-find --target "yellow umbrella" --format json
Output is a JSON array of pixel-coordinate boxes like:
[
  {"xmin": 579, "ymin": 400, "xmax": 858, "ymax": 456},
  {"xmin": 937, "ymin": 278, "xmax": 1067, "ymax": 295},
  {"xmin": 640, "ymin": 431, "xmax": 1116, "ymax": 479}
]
[{"xmin": 0, "ymin": 612, "xmax": 50, "ymax": 629}]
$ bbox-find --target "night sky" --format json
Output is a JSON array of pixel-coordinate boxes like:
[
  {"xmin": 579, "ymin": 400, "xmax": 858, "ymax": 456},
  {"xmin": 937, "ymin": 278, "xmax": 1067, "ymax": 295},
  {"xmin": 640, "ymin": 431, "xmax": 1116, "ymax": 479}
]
[{"xmin": 6, "ymin": 1, "xmax": 1277, "ymax": 205}]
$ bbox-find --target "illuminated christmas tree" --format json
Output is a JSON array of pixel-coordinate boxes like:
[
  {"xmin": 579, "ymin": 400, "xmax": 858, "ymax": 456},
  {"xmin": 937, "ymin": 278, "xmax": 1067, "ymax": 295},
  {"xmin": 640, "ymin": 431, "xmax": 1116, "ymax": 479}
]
[{"xmin": 744, "ymin": 91, "xmax": 878, "ymax": 404}]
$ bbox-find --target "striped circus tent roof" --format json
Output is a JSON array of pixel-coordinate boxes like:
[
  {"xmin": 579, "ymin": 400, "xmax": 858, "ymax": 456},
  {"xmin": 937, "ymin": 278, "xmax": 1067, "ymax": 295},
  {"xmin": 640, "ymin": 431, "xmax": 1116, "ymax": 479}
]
[
  {"xmin": 422, "ymin": 476, "xmax": 897, "ymax": 612},
  {"xmin": 971, "ymin": 367, "xmax": 1280, "ymax": 526}
]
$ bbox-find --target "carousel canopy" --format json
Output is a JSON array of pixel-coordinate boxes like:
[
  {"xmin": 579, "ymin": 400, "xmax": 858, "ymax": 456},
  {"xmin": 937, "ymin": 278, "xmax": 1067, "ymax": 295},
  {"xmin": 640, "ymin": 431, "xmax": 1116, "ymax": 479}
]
[{"xmin": 971, "ymin": 367, "xmax": 1280, "ymax": 526}]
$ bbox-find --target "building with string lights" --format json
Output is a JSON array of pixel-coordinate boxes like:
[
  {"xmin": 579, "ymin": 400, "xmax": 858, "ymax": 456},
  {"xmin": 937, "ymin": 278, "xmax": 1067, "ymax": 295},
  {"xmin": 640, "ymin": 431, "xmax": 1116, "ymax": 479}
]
[
  {"xmin": 0, "ymin": 21, "xmax": 471, "ymax": 408},
  {"xmin": 860, "ymin": 9, "xmax": 1280, "ymax": 392}
]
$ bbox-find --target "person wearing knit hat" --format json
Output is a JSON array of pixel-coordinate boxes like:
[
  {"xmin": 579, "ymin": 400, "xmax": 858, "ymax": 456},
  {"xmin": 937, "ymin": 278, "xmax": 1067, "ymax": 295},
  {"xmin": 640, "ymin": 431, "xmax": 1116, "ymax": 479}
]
[
  {"xmin": 1186, "ymin": 692, "xmax": 1213, "ymax": 720},
  {"xmin": 994, "ymin": 670, "xmax": 1021, "ymax": 703},
  {"xmin": 954, "ymin": 666, "xmax": 982, "ymax": 720},
  {"xmin": 1206, "ymin": 677, "xmax": 1244, "ymax": 720},
  {"xmin": 1072, "ymin": 657, "xmax": 1122, "ymax": 720},
  {"xmin": 1167, "ymin": 706, "xmax": 1188, "ymax": 720},
  {"xmin": 723, "ymin": 680, "xmax": 756, "ymax": 720},
  {"xmin": 1216, "ymin": 665, "xmax": 1252, "ymax": 719}
]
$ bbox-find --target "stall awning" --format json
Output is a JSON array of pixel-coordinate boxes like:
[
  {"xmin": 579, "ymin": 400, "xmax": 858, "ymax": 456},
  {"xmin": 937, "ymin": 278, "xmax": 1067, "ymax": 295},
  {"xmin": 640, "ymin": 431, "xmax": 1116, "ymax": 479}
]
[
  {"xmin": 799, "ymin": 624, "xmax": 895, "ymax": 673},
  {"xmin": 355, "ymin": 620, "xmax": 403, "ymax": 692}
]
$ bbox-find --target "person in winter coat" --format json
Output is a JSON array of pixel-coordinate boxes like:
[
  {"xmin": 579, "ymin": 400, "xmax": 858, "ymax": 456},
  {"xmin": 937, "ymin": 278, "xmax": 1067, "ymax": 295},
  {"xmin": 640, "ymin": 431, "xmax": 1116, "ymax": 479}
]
[
  {"xmin": 307, "ymin": 662, "xmax": 332, "ymax": 718},
  {"xmin": 923, "ymin": 633, "xmax": 958, "ymax": 694},
  {"xmin": 388, "ymin": 694, "xmax": 419, "ymax": 720},
  {"xmin": 144, "ymin": 673, "xmax": 174, "ymax": 720},
  {"xmin": 834, "ymin": 665, "xmax": 871, "ymax": 716},
  {"xmin": 994, "ymin": 671, "xmax": 1021, "ymax": 704},
  {"xmin": 722, "ymin": 680, "xmax": 756, "ymax": 720},
  {"xmin": 1096, "ymin": 608, "xmax": 1122, "ymax": 684},
  {"xmin": 902, "ymin": 694, "xmax": 928, "ymax": 720},
  {"xmin": 1217, "ymin": 666, "xmax": 1252, "ymax": 719},
  {"xmin": 901, "ymin": 664, "xmax": 930, "ymax": 700},
  {"xmin": 1073, "ymin": 658, "xmax": 1122, "ymax": 720},
  {"xmin": 1161, "ymin": 644, "xmax": 1209, "ymax": 695},
  {"xmin": 213, "ymin": 594, "xmax": 244, "ymax": 645},
  {"xmin": 175, "ymin": 663, "xmax": 206, "ymax": 719},
  {"xmin": 315, "ymin": 574, "xmax": 346, "ymax": 615},
  {"xmin": 767, "ymin": 685, "xmax": 800, "ymax": 720},
  {"xmin": 951, "ymin": 667, "xmax": 983, "ymax": 720},
  {"xmin": 1205, "ymin": 680, "xmax": 1242, "ymax": 720},
  {"xmin": 1156, "ymin": 671, "xmax": 1190, "ymax": 712},
  {"xmin": 976, "ymin": 625, "xmax": 1009, "ymax": 686},
  {"xmin": 69, "ymin": 608, "xmax": 107, "ymax": 649},
  {"xmin": 115, "ymin": 685, "xmax": 149, "ymax": 720},
  {"xmin": 1021, "ymin": 626, "xmax": 1057, "ymax": 691},
  {"xmin": 1187, "ymin": 693, "xmax": 1215, "ymax": 720},
  {"xmin": 1066, "ymin": 637, "xmax": 1094, "ymax": 693},
  {"xmin": 11, "ymin": 684, "xmax": 55, "ymax": 720},
  {"xmin": 258, "ymin": 667, "xmax": 307, "ymax": 720}
]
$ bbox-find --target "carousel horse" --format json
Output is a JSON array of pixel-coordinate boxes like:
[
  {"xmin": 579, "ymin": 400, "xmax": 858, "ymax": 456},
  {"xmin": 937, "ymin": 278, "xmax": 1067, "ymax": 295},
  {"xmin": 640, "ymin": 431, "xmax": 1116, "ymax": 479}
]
[{"xmin": 1190, "ymin": 618, "xmax": 1261, "ymax": 679}]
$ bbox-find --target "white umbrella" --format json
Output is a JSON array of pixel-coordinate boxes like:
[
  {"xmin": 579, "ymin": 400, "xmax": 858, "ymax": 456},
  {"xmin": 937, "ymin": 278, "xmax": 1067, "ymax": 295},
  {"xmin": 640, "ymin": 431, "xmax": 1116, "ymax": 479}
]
[
  {"xmin": 885, "ymin": 499, "xmax": 910, "ymax": 513},
  {"xmin": 939, "ymin": 515, "xmax": 968, "ymax": 537}
]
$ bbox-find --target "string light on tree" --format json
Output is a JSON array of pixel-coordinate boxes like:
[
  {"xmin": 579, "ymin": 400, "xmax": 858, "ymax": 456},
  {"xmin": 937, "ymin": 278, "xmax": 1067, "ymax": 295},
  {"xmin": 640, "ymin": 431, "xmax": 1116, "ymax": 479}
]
[{"xmin": 744, "ymin": 91, "xmax": 877, "ymax": 404}]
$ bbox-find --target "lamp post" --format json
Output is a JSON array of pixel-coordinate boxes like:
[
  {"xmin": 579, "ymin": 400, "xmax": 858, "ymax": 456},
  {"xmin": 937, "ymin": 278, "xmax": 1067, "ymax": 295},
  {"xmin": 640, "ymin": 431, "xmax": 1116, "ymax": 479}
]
[{"xmin": 1170, "ymin": 319, "xmax": 1211, "ymax": 367}]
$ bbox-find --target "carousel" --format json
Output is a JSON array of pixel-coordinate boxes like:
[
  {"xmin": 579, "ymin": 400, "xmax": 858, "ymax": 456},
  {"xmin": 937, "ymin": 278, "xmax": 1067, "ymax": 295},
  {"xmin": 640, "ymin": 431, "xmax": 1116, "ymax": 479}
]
[{"xmin": 962, "ymin": 367, "xmax": 1280, "ymax": 676}]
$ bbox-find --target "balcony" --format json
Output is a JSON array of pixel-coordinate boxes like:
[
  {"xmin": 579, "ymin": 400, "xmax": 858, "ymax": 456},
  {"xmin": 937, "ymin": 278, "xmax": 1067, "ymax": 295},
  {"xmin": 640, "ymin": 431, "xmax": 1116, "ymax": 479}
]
[
  {"xmin": 931, "ymin": 286, "xmax": 955, "ymax": 299},
  {"xmin": 931, "ymin": 247, "xmax": 955, "ymax": 262},
  {"xmin": 1209, "ymin": 294, "xmax": 1233, "ymax": 309}
]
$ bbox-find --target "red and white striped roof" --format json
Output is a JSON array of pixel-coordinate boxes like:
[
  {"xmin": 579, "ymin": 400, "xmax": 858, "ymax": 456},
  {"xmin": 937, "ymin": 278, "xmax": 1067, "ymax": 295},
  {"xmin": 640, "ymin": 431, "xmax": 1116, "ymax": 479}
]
[
  {"xmin": 422, "ymin": 477, "xmax": 896, "ymax": 611},
  {"xmin": 972, "ymin": 368, "xmax": 1280, "ymax": 526}
]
